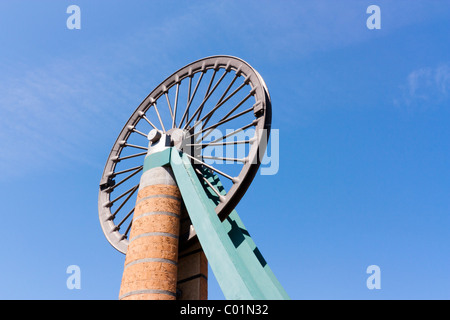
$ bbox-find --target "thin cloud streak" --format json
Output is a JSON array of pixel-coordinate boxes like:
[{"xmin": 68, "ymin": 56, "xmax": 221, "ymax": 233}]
[
  {"xmin": 0, "ymin": 3, "xmax": 211, "ymax": 180},
  {"xmin": 395, "ymin": 63, "xmax": 450, "ymax": 109},
  {"xmin": 1, "ymin": 1, "xmax": 448, "ymax": 179}
]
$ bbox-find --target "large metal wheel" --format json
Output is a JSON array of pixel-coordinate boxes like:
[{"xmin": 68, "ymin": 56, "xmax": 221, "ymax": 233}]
[{"xmin": 98, "ymin": 55, "xmax": 272, "ymax": 254}]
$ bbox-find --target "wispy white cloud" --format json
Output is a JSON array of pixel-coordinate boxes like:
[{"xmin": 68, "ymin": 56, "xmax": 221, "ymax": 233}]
[
  {"xmin": 395, "ymin": 63, "xmax": 450, "ymax": 109},
  {"xmin": 1, "ymin": 1, "xmax": 448, "ymax": 179},
  {"xmin": 0, "ymin": 56, "xmax": 148, "ymax": 179},
  {"xmin": 202, "ymin": 1, "xmax": 449, "ymax": 61},
  {"xmin": 0, "ymin": 3, "xmax": 212, "ymax": 180}
]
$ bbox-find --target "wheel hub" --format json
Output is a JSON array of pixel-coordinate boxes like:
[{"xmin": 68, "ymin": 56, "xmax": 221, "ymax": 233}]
[{"xmin": 166, "ymin": 128, "xmax": 186, "ymax": 150}]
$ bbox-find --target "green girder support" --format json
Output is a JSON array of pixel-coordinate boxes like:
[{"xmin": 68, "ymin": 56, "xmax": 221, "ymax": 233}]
[{"xmin": 143, "ymin": 147, "xmax": 290, "ymax": 300}]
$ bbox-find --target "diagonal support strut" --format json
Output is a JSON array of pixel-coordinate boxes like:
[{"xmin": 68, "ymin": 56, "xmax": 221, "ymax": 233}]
[{"xmin": 143, "ymin": 147, "xmax": 290, "ymax": 300}]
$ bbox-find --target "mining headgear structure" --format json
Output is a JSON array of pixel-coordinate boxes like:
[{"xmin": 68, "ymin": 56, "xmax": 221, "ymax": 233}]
[{"xmin": 98, "ymin": 56, "xmax": 289, "ymax": 300}]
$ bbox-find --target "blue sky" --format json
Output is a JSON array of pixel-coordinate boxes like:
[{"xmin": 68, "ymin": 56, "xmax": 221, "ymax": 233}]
[{"xmin": 0, "ymin": 1, "xmax": 449, "ymax": 299}]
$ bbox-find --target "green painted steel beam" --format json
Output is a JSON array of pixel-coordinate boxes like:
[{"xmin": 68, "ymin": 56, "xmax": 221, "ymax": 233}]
[
  {"xmin": 143, "ymin": 147, "xmax": 289, "ymax": 300},
  {"xmin": 143, "ymin": 147, "xmax": 172, "ymax": 171},
  {"xmin": 201, "ymin": 169, "xmax": 290, "ymax": 300},
  {"xmin": 170, "ymin": 150, "xmax": 262, "ymax": 299}
]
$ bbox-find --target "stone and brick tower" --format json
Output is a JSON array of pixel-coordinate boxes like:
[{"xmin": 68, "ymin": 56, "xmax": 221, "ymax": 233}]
[{"xmin": 118, "ymin": 166, "xmax": 207, "ymax": 300}]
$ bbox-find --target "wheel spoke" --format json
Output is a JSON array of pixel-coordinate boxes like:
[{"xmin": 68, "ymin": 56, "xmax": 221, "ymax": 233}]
[
  {"xmin": 188, "ymin": 72, "xmax": 204, "ymax": 111},
  {"xmin": 217, "ymin": 73, "xmax": 238, "ymax": 105},
  {"xmin": 125, "ymin": 143, "xmax": 148, "ymax": 151},
  {"xmin": 198, "ymin": 121, "xmax": 256, "ymax": 146},
  {"xmin": 195, "ymin": 168, "xmax": 225, "ymax": 202},
  {"xmin": 172, "ymin": 83, "xmax": 180, "ymax": 129},
  {"xmin": 177, "ymin": 75, "xmax": 192, "ymax": 128},
  {"xmin": 108, "ymin": 184, "xmax": 139, "ymax": 208},
  {"xmin": 108, "ymin": 166, "xmax": 142, "ymax": 192},
  {"xmin": 184, "ymin": 153, "xmax": 235, "ymax": 182},
  {"xmin": 196, "ymin": 80, "xmax": 249, "ymax": 131},
  {"xmin": 202, "ymin": 73, "xmax": 238, "ymax": 126},
  {"xmin": 214, "ymin": 91, "xmax": 254, "ymax": 127},
  {"xmin": 111, "ymin": 165, "xmax": 143, "ymax": 177},
  {"xmin": 112, "ymin": 184, "xmax": 139, "ymax": 218},
  {"xmin": 202, "ymin": 155, "xmax": 246, "ymax": 163},
  {"xmin": 192, "ymin": 69, "xmax": 217, "ymax": 124},
  {"xmin": 197, "ymin": 69, "xmax": 218, "ymax": 121},
  {"xmin": 164, "ymin": 91, "xmax": 174, "ymax": 125},
  {"xmin": 121, "ymin": 218, "xmax": 133, "ymax": 240},
  {"xmin": 152, "ymin": 102, "xmax": 166, "ymax": 132},
  {"xmin": 131, "ymin": 128, "xmax": 149, "ymax": 138},
  {"xmin": 117, "ymin": 151, "xmax": 147, "ymax": 161},
  {"xmin": 141, "ymin": 114, "xmax": 158, "ymax": 130},
  {"xmin": 191, "ymin": 90, "xmax": 254, "ymax": 144},
  {"xmin": 191, "ymin": 106, "xmax": 254, "ymax": 142},
  {"xmin": 186, "ymin": 139, "xmax": 252, "ymax": 147},
  {"xmin": 116, "ymin": 207, "xmax": 135, "ymax": 229},
  {"xmin": 184, "ymin": 69, "xmax": 228, "ymax": 129},
  {"xmin": 179, "ymin": 72, "xmax": 204, "ymax": 128}
]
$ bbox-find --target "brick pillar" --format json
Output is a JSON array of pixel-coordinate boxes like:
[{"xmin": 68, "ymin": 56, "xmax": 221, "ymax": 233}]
[
  {"xmin": 177, "ymin": 209, "xmax": 208, "ymax": 300},
  {"xmin": 119, "ymin": 166, "xmax": 181, "ymax": 300}
]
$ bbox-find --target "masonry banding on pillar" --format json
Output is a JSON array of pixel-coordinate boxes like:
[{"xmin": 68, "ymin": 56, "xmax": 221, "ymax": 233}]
[{"xmin": 119, "ymin": 167, "xmax": 181, "ymax": 300}]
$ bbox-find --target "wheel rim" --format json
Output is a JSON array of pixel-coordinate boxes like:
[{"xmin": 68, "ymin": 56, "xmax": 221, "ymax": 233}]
[{"xmin": 98, "ymin": 55, "xmax": 272, "ymax": 254}]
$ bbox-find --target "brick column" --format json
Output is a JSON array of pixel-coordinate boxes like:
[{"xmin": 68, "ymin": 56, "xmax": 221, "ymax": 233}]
[
  {"xmin": 177, "ymin": 209, "xmax": 208, "ymax": 300},
  {"xmin": 119, "ymin": 166, "xmax": 181, "ymax": 300}
]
